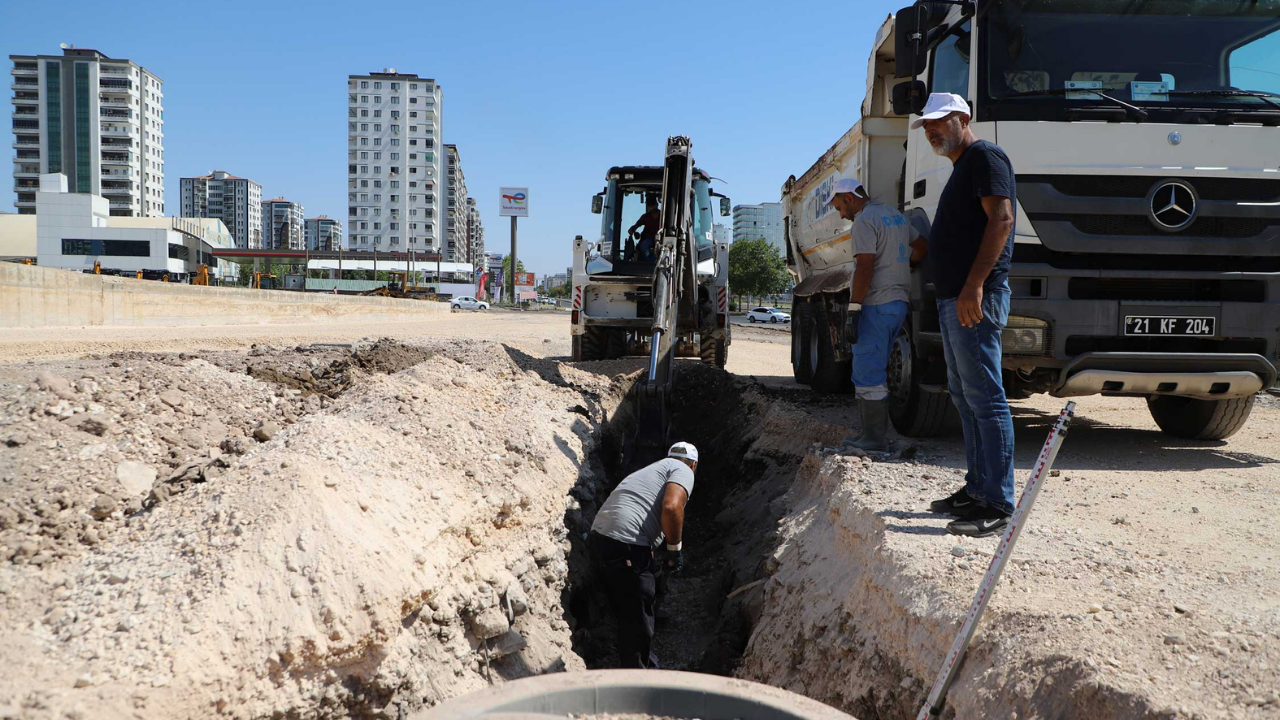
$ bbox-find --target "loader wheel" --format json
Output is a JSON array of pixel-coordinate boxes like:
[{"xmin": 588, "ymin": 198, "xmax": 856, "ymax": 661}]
[
  {"xmin": 1146, "ymin": 395, "xmax": 1255, "ymax": 441},
  {"xmin": 809, "ymin": 304, "xmax": 851, "ymax": 395},
  {"xmin": 886, "ymin": 325, "xmax": 953, "ymax": 437},
  {"xmin": 792, "ymin": 301, "xmax": 813, "ymax": 385},
  {"xmin": 700, "ymin": 335, "xmax": 728, "ymax": 368},
  {"xmin": 578, "ymin": 326, "xmax": 607, "ymax": 361},
  {"xmin": 604, "ymin": 328, "xmax": 628, "ymax": 359}
]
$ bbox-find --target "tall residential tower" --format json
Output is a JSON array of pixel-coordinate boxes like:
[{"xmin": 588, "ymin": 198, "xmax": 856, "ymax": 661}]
[
  {"xmin": 444, "ymin": 144, "xmax": 468, "ymax": 263},
  {"xmin": 346, "ymin": 70, "xmax": 442, "ymax": 254},
  {"xmin": 11, "ymin": 47, "xmax": 164, "ymax": 217},
  {"xmin": 180, "ymin": 170, "xmax": 263, "ymax": 248},
  {"xmin": 262, "ymin": 198, "xmax": 304, "ymax": 250}
]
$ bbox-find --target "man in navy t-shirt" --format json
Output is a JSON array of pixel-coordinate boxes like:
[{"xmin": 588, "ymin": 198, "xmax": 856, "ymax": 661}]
[{"xmin": 915, "ymin": 93, "xmax": 1018, "ymax": 538}]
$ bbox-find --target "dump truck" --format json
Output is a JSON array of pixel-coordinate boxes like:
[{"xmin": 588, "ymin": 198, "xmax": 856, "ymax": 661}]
[{"xmin": 783, "ymin": 2, "xmax": 1280, "ymax": 440}]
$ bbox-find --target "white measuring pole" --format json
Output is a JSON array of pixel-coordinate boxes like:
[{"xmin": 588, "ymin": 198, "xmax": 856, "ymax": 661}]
[{"xmin": 916, "ymin": 401, "xmax": 1077, "ymax": 720}]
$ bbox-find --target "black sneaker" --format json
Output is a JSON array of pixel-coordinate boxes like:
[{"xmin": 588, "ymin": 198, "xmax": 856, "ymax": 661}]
[
  {"xmin": 946, "ymin": 507, "xmax": 1010, "ymax": 538},
  {"xmin": 929, "ymin": 488, "xmax": 979, "ymax": 517}
]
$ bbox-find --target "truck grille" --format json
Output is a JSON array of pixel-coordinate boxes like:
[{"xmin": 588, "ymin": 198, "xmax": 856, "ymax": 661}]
[
  {"xmin": 1067, "ymin": 278, "xmax": 1266, "ymax": 303},
  {"xmin": 1029, "ymin": 175, "xmax": 1280, "ymax": 202},
  {"xmin": 1065, "ymin": 336, "xmax": 1267, "ymax": 355},
  {"xmin": 1067, "ymin": 214, "xmax": 1271, "ymax": 239}
]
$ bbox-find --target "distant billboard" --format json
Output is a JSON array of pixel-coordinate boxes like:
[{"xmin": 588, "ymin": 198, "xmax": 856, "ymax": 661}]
[
  {"xmin": 514, "ymin": 272, "xmax": 535, "ymax": 288},
  {"xmin": 499, "ymin": 187, "xmax": 529, "ymax": 217}
]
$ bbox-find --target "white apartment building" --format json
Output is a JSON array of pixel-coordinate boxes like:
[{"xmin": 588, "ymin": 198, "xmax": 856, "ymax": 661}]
[
  {"xmin": 347, "ymin": 70, "xmax": 443, "ymax": 254},
  {"xmin": 261, "ymin": 198, "xmax": 304, "ymax": 250},
  {"xmin": 180, "ymin": 170, "xmax": 262, "ymax": 249},
  {"xmin": 304, "ymin": 216, "xmax": 342, "ymax": 251},
  {"xmin": 11, "ymin": 47, "xmax": 164, "ymax": 218},
  {"xmin": 444, "ymin": 144, "xmax": 467, "ymax": 263},
  {"xmin": 732, "ymin": 202, "xmax": 785, "ymax": 252}
]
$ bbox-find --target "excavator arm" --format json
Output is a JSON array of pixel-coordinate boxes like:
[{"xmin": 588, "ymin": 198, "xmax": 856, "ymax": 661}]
[{"xmin": 634, "ymin": 136, "xmax": 698, "ymax": 457}]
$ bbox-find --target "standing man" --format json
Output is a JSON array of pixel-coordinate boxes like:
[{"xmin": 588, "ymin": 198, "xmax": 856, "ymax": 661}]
[
  {"xmin": 914, "ymin": 93, "xmax": 1018, "ymax": 538},
  {"xmin": 827, "ymin": 178, "xmax": 928, "ymax": 452},
  {"xmin": 587, "ymin": 442, "xmax": 697, "ymax": 668}
]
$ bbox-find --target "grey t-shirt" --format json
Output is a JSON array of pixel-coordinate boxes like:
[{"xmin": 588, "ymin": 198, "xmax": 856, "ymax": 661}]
[
  {"xmin": 591, "ymin": 458, "xmax": 695, "ymax": 548},
  {"xmin": 851, "ymin": 201, "xmax": 914, "ymax": 306}
]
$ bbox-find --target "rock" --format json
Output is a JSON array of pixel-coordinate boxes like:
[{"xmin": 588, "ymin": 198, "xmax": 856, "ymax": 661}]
[
  {"xmin": 452, "ymin": 376, "xmax": 471, "ymax": 388},
  {"xmin": 77, "ymin": 443, "xmax": 108, "ymax": 460},
  {"xmin": 74, "ymin": 674, "xmax": 92, "ymax": 688},
  {"xmin": 106, "ymin": 572, "xmax": 128, "ymax": 585},
  {"xmin": 115, "ymin": 461, "xmax": 158, "ymax": 496},
  {"xmin": 950, "ymin": 545, "xmax": 967, "ymax": 558},
  {"xmin": 1164, "ymin": 634, "xmax": 1185, "ymax": 645},
  {"xmin": 487, "ymin": 629, "xmax": 528, "ymax": 658},
  {"xmin": 89, "ymin": 494, "xmax": 119, "ymax": 521},
  {"xmin": 35, "ymin": 372, "xmax": 78, "ymax": 401},
  {"xmin": 67, "ymin": 413, "xmax": 113, "ymax": 437},
  {"xmin": 1191, "ymin": 507, "xmax": 1200, "ymax": 514},
  {"xmin": 254, "ymin": 421, "xmax": 280, "ymax": 443},
  {"xmin": 4, "ymin": 431, "xmax": 30, "ymax": 447},
  {"xmin": 1087, "ymin": 604, "xmax": 1104, "ymax": 614},
  {"xmin": 471, "ymin": 607, "xmax": 510, "ymax": 640},
  {"xmin": 505, "ymin": 582, "xmax": 529, "ymax": 616},
  {"xmin": 158, "ymin": 390, "xmax": 185, "ymax": 409}
]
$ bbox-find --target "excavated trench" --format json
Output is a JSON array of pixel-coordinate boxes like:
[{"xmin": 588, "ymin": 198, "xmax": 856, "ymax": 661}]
[{"xmin": 563, "ymin": 362, "xmax": 807, "ymax": 675}]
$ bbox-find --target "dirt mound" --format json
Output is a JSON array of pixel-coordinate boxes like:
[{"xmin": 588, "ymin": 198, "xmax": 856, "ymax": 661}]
[
  {"xmin": 0, "ymin": 340, "xmax": 614, "ymax": 720},
  {"xmin": 244, "ymin": 340, "xmax": 434, "ymax": 398}
]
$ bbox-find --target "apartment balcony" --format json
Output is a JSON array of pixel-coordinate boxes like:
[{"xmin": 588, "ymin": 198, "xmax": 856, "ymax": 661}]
[
  {"xmin": 99, "ymin": 94, "xmax": 131, "ymax": 108},
  {"xmin": 13, "ymin": 135, "xmax": 39, "ymax": 148},
  {"xmin": 101, "ymin": 136, "xmax": 132, "ymax": 147},
  {"xmin": 99, "ymin": 108, "xmax": 132, "ymax": 120},
  {"xmin": 12, "ymin": 94, "xmax": 38, "ymax": 105},
  {"xmin": 15, "ymin": 149, "xmax": 40, "ymax": 160},
  {"xmin": 13, "ymin": 106, "xmax": 38, "ymax": 118},
  {"xmin": 15, "ymin": 194, "xmax": 36, "ymax": 206},
  {"xmin": 12, "ymin": 63, "xmax": 38, "ymax": 75},
  {"xmin": 101, "ymin": 168, "xmax": 134, "ymax": 180},
  {"xmin": 99, "ymin": 66, "xmax": 130, "ymax": 76},
  {"xmin": 100, "ymin": 124, "xmax": 137, "ymax": 137},
  {"xmin": 101, "ymin": 151, "xmax": 133, "ymax": 165},
  {"xmin": 11, "ymin": 77, "xmax": 38, "ymax": 89},
  {"xmin": 14, "ymin": 179, "xmax": 41, "ymax": 191}
]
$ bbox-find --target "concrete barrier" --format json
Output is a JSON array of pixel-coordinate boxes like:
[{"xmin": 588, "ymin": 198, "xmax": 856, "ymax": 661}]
[{"xmin": 0, "ymin": 262, "xmax": 449, "ymax": 328}]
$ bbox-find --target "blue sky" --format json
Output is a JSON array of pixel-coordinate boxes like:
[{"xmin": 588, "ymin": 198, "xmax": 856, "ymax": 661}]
[{"xmin": 2, "ymin": 0, "xmax": 903, "ymax": 276}]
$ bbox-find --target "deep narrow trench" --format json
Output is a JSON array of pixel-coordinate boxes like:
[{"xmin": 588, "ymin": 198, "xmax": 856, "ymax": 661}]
[{"xmin": 564, "ymin": 362, "xmax": 803, "ymax": 675}]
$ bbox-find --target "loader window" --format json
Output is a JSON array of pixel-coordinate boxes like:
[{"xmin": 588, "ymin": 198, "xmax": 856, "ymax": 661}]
[{"xmin": 929, "ymin": 20, "xmax": 971, "ymax": 98}]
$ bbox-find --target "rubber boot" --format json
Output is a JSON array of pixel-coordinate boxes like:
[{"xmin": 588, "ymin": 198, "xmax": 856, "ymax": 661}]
[{"xmin": 850, "ymin": 398, "xmax": 891, "ymax": 453}]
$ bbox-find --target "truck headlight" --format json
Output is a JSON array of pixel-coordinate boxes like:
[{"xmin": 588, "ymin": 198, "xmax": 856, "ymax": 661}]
[{"xmin": 1002, "ymin": 316, "xmax": 1049, "ymax": 355}]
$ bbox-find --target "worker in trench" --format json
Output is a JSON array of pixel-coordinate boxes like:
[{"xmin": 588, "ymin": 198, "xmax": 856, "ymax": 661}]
[
  {"xmin": 827, "ymin": 178, "xmax": 928, "ymax": 453},
  {"xmin": 586, "ymin": 442, "xmax": 697, "ymax": 668}
]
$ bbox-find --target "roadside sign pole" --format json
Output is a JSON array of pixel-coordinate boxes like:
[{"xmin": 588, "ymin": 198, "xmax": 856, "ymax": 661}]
[
  {"xmin": 916, "ymin": 401, "xmax": 1077, "ymax": 720},
  {"xmin": 509, "ymin": 215, "xmax": 517, "ymax": 306}
]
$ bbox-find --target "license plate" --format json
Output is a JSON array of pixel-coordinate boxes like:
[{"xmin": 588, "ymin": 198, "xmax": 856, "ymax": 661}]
[{"xmin": 1123, "ymin": 316, "xmax": 1215, "ymax": 336}]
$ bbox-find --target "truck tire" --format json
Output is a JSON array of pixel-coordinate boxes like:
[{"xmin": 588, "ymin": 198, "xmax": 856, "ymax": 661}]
[
  {"xmin": 1146, "ymin": 395, "xmax": 1255, "ymax": 441},
  {"xmin": 700, "ymin": 335, "xmax": 728, "ymax": 368},
  {"xmin": 578, "ymin": 326, "xmax": 607, "ymax": 361},
  {"xmin": 886, "ymin": 325, "xmax": 953, "ymax": 437},
  {"xmin": 792, "ymin": 302, "xmax": 813, "ymax": 385},
  {"xmin": 604, "ymin": 328, "xmax": 628, "ymax": 359},
  {"xmin": 809, "ymin": 304, "xmax": 851, "ymax": 394}
]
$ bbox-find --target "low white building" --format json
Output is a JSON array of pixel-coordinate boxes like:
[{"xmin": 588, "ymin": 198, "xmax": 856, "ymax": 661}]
[{"xmin": 33, "ymin": 173, "xmax": 233, "ymax": 278}]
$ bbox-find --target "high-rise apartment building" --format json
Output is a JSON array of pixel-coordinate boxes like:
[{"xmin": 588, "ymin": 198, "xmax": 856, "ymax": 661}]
[
  {"xmin": 732, "ymin": 202, "xmax": 785, "ymax": 252},
  {"xmin": 261, "ymin": 198, "xmax": 304, "ymax": 250},
  {"xmin": 466, "ymin": 196, "xmax": 485, "ymax": 267},
  {"xmin": 346, "ymin": 70, "xmax": 443, "ymax": 253},
  {"xmin": 444, "ymin": 144, "xmax": 468, "ymax": 263},
  {"xmin": 304, "ymin": 216, "xmax": 343, "ymax": 251},
  {"xmin": 180, "ymin": 170, "xmax": 262, "ymax": 248},
  {"xmin": 11, "ymin": 47, "xmax": 165, "ymax": 217}
]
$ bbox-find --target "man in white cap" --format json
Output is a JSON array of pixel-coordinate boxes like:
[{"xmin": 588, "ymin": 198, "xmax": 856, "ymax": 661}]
[
  {"xmin": 911, "ymin": 92, "xmax": 1019, "ymax": 539},
  {"xmin": 826, "ymin": 178, "xmax": 928, "ymax": 452},
  {"xmin": 588, "ymin": 441, "xmax": 698, "ymax": 668}
]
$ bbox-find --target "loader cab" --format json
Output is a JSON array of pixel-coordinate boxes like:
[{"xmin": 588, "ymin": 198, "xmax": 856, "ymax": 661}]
[{"xmin": 588, "ymin": 165, "xmax": 721, "ymax": 277}]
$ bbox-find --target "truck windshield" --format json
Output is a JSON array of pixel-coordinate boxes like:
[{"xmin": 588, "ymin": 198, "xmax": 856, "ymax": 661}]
[{"xmin": 980, "ymin": 0, "xmax": 1280, "ymax": 122}]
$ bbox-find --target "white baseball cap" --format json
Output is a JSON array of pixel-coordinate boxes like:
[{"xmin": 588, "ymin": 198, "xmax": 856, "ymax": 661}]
[
  {"xmin": 910, "ymin": 92, "xmax": 972, "ymax": 129},
  {"xmin": 824, "ymin": 177, "xmax": 867, "ymax": 205},
  {"xmin": 668, "ymin": 442, "xmax": 699, "ymax": 462}
]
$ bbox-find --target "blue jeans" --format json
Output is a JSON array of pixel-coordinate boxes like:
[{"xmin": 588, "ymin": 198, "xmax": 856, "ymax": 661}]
[
  {"xmin": 851, "ymin": 300, "xmax": 908, "ymax": 400},
  {"xmin": 937, "ymin": 285, "xmax": 1015, "ymax": 515}
]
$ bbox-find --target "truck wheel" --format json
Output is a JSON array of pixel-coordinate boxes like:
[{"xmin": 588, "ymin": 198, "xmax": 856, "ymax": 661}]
[
  {"xmin": 792, "ymin": 302, "xmax": 813, "ymax": 385},
  {"xmin": 578, "ymin": 326, "xmax": 607, "ymax": 361},
  {"xmin": 1146, "ymin": 395, "xmax": 1255, "ymax": 441},
  {"xmin": 886, "ymin": 325, "xmax": 953, "ymax": 437},
  {"xmin": 700, "ymin": 335, "xmax": 727, "ymax": 368},
  {"xmin": 809, "ymin": 305, "xmax": 851, "ymax": 394},
  {"xmin": 604, "ymin": 329, "xmax": 628, "ymax": 359}
]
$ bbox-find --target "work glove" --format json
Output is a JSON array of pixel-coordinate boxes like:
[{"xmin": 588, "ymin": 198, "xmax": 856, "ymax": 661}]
[
  {"xmin": 663, "ymin": 547, "xmax": 685, "ymax": 574},
  {"xmin": 845, "ymin": 303, "xmax": 863, "ymax": 346}
]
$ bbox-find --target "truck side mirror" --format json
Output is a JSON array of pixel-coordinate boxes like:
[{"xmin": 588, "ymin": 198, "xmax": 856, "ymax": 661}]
[
  {"xmin": 894, "ymin": 5, "xmax": 930, "ymax": 79},
  {"xmin": 719, "ymin": 197, "xmax": 731, "ymax": 217},
  {"xmin": 591, "ymin": 194, "xmax": 603, "ymax": 214},
  {"xmin": 892, "ymin": 80, "xmax": 928, "ymax": 116}
]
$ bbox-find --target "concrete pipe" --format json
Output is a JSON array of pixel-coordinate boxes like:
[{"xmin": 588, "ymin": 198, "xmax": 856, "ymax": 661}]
[{"xmin": 413, "ymin": 669, "xmax": 859, "ymax": 720}]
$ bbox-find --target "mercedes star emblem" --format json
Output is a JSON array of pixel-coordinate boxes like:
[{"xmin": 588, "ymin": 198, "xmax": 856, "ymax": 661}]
[
  {"xmin": 1168, "ymin": 131, "xmax": 1182, "ymax": 146},
  {"xmin": 1148, "ymin": 181, "xmax": 1197, "ymax": 231}
]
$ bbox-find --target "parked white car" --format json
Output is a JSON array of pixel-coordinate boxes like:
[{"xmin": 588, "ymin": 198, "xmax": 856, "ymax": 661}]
[
  {"xmin": 451, "ymin": 296, "xmax": 490, "ymax": 312},
  {"xmin": 746, "ymin": 307, "xmax": 790, "ymax": 324}
]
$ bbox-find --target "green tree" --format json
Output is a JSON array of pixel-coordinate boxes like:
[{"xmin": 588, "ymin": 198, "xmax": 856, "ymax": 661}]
[
  {"xmin": 728, "ymin": 238, "xmax": 789, "ymax": 308},
  {"xmin": 501, "ymin": 256, "xmax": 526, "ymax": 276},
  {"xmin": 548, "ymin": 283, "xmax": 571, "ymax": 299}
]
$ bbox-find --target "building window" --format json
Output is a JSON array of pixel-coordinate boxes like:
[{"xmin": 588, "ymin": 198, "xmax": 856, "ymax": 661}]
[
  {"xmin": 373, "ymin": 166, "xmax": 381, "ymax": 174},
  {"xmin": 410, "ymin": 140, "xmax": 417, "ymax": 146},
  {"xmin": 373, "ymin": 222, "xmax": 381, "ymax": 230},
  {"xmin": 409, "ymin": 126, "xmax": 417, "ymax": 132},
  {"xmin": 390, "ymin": 153, "xmax": 399, "ymax": 161},
  {"xmin": 373, "ymin": 194, "xmax": 381, "ymax": 202},
  {"xmin": 391, "ymin": 83, "xmax": 399, "ymax": 90},
  {"xmin": 360, "ymin": 109, "xmax": 368, "ymax": 117},
  {"xmin": 373, "ymin": 123, "xmax": 381, "ymax": 132},
  {"xmin": 410, "ymin": 84, "xmax": 417, "ymax": 90},
  {"xmin": 373, "ymin": 82, "xmax": 381, "ymax": 89},
  {"xmin": 390, "ymin": 139, "xmax": 399, "ymax": 146},
  {"xmin": 374, "ymin": 180, "xmax": 382, "ymax": 188},
  {"xmin": 373, "ymin": 110, "xmax": 382, "ymax": 118},
  {"xmin": 46, "ymin": 62, "xmax": 62, "ymax": 174},
  {"xmin": 391, "ymin": 110, "xmax": 399, "ymax": 119},
  {"xmin": 391, "ymin": 96, "xmax": 399, "ymax": 104},
  {"xmin": 410, "ymin": 97, "xmax": 417, "ymax": 104},
  {"xmin": 390, "ymin": 125, "xmax": 399, "ymax": 133},
  {"xmin": 360, "ymin": 81, "xmax": 368, "ymax": 89},
  {"xmin": 374, "ymin": 138, "xmax": 381, "ymax": 146},
  {"xmin": 74, "ymin": 63, "xmax": 92, "ymax": 193},
  {"xmin": 361, "ymin": 123, "xmax": 369, "ymax": 131},
  {"xmin": 360, "ymin": 151, "xmax": 368, "ymax": 159},
  {"xmin": 390, "ymin": 180, "xmax": 400, "ymax": 188},
  {"xmin": 62, "ymin": 238, "xmax": 150, "ymax": 257},
  {"xmin": 410, "ymin": 111, "xmax": 417, "ymax": 118},
  {"xmin": 360, "ymin": 222, "xmax": 367, "ymax": 230},
  {"xmin": 360, "ymin": 165, "xmax": 368, "ymax": 173}
]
